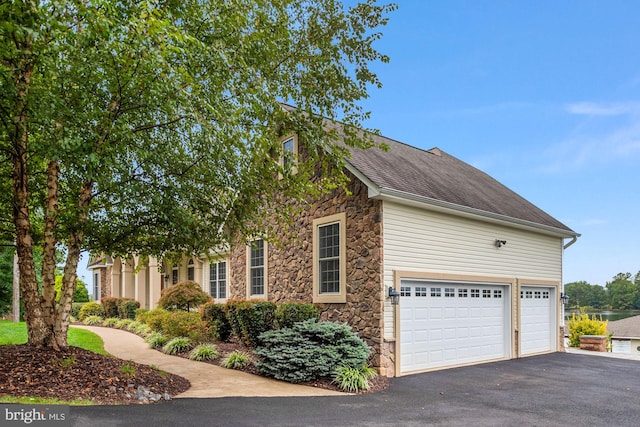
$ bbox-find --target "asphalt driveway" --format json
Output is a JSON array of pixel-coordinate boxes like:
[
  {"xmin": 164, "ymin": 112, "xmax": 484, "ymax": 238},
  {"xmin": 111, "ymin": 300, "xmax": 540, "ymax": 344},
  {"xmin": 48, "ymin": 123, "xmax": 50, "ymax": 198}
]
[{"xmin": 71, "ymin": 352, "xmax": 640, "ymax": 426}]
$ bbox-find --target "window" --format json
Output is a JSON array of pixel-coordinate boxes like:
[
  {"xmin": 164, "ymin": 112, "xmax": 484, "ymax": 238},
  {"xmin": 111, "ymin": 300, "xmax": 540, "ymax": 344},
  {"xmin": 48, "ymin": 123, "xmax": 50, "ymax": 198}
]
[
  {"xmin": 93, "ymin": 272, "xmax": 100, "ymax": 301},
  {"xmin": 483, "ymin": 289, "xmax": 491, "ymax": 298},
  {"xmin": 543, "ymin": 291, "xmax": 550, "ymax": 299},
  {"xmin": 312, "ymin": 213, "xmax": 346, "ymax": 303},
  {"xmin": 458, "ymin": 288, "xmax": 468, "ymax": 298},
  {"xmin": 400, "ymin": 286, "xmax": 411, "ymax": 297},
  {"xmin": 494, "ymin": 289, "xmax": 502, "ymax": 299},
  {"xmin": 172, "ymin": 264, "xmax": 179, "ymax": 285},
  {"xmin": 210, "ymin": 261, "xmax": 227, "ymax": 300},
  {"xmin": 430, "ymin": 287, "xmax": 441, "ymax": 297},
  {"xmin": 416, "ymin": 287, "xmax": 428, "ymax": 297},
  {"xmin": 534, "ymin": 291, "xmax": 541, "ymax": 299},
  {"xmin": 248, "ymin": 240, "xmax": 265, "ymax": 297},
  {"xmin": 445, "ymin": 288, "xmax": 455, "ymax": 297},
  {"xmin": 187, "ymin": 259, "xmax": 195, "ymax": 281},
  {"xmin": 471, "ymin": 289, "xmax": 480, "ymax": 298},
  {"xmin": 282, "ymin": 137, "xmax": 295, "ymax": 168}
]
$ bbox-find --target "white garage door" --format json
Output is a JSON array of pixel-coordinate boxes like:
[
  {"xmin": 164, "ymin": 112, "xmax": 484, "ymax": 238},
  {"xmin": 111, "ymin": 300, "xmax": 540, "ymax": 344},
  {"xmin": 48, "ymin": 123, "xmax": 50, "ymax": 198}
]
[
  {"xmin": 399, "ymin": 280, "xmax": 510, "ymax": 374},
  {"xmin": 520, "ymin": 286, "xmax": 555, "ymax": 355}
]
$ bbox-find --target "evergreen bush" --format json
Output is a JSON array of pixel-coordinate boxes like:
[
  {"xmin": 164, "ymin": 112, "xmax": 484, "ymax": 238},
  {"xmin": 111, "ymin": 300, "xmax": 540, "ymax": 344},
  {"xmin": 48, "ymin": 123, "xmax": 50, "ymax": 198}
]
[
  {"xmin": 71, "ymin": 302, "xmax": 86, "ymax": 319},
  {"xmin": 274, "ymin": 302, "xmax": 320, "ymax": 329},
  {"xmin": 254, "ymin": 320, "xmax": 370, "ymax": 383},
  {"xmin": 117, "ymin": 298, "xmax": 140, "ymax": 319},
  {"xmin": 200, "ymin": 302, "xmax": 232, "ymax": 342},
  {"xmin": 234, "ymin": 300, "xmax": 276, "ymax": 347},
  {"xmin": 101, "ymin": 297, "xmax": 120, "ymax": 319},
  {"xmin": 78, "ymin": 301, "xmax": 105, "ymax": 321}
]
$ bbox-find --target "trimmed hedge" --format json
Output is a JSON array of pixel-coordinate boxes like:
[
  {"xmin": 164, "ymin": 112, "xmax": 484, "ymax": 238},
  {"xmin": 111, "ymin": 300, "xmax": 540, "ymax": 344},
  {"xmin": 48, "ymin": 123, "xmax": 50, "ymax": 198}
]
[
  {"xmin": 137, "ymin": 308, "xmax": 170, "ymax": 332},
  {"xmin": 160, "ymin": 311, "xmax": 213, "ymax": 342},
  {"xmin": 254, "ymin": 320, "xmax": 370, "ymax": 383},
  {"xmin": 101, "ymin": 297, "xmax": 120, "ymax": 319},
  {"xmin": 200, "ymin": 302, "xmax": 232, "ymax": 342},
  {"xmin": 78, "ymin": 301, "xmax": 105, "ymax": 321},
  {"xmin": 229, "ymin": 300, "xmax": 276, "ymax": 347},
  {"xmin": 274, "ymin": 302, "xmax": 320, "ymax": 329},
  {"xmin": 118, "ymin": 298, "xmax": 140, "ymax": 320}
]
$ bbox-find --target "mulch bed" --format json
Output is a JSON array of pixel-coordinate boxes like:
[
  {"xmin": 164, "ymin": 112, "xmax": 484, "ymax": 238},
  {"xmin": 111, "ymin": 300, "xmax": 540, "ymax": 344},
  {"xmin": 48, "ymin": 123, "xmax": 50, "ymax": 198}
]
[{"xmin": 0, "ymin": 344, "xmax": 190, "ymax": 405}]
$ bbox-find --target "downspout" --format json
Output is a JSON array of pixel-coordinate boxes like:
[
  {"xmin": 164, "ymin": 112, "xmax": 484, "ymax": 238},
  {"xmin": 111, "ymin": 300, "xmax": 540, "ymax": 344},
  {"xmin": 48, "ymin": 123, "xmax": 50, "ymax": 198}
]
[{"xmin": 563, "ymin": 235, "xmax": 578, "ymax": 250}]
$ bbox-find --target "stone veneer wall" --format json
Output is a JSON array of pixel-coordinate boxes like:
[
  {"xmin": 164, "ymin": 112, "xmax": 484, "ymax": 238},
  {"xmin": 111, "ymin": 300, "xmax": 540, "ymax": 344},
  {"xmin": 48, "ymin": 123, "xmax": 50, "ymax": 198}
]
[
  {"xmin": 99, "ymin": 266, "xmax": 112, "ymax": 300},
  {"xmin": 228, "ymin": 169, "xmax": 387, "ymax": 371}
]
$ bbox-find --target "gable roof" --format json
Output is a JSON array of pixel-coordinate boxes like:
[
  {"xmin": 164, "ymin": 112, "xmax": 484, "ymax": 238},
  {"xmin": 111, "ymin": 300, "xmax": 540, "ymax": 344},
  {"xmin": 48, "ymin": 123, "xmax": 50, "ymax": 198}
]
[{"xmin": 344, "ymin": 133, "xmax": 577, "ymax": 237}]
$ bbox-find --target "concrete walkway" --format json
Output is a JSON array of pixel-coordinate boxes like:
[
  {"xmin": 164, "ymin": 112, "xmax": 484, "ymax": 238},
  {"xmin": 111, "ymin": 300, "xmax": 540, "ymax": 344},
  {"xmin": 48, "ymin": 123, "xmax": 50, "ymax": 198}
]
[{"xmin": 73, "ymin": 325, "xmax": 343, "ymax": 398}]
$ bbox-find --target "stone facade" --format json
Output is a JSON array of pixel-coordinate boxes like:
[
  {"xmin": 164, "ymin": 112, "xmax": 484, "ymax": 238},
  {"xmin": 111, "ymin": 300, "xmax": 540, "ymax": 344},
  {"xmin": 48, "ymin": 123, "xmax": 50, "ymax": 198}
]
[{"xmin": 228, "ymin": 169, "xmax": 386, "ymax": 369}]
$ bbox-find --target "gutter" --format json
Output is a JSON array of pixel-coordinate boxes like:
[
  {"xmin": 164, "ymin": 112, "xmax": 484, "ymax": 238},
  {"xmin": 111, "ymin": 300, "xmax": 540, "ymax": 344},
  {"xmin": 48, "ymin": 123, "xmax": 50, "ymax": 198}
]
[{"xmin": 563, "ymin": 235, "xmax": 578, "ymax": 250}]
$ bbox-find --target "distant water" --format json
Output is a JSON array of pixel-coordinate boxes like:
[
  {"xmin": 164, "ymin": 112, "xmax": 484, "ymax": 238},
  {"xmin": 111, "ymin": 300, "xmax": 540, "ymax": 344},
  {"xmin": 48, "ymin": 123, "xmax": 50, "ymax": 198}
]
[{"xmin": 564, "ymin": 310, "xmax": 640, "ymax": 322}]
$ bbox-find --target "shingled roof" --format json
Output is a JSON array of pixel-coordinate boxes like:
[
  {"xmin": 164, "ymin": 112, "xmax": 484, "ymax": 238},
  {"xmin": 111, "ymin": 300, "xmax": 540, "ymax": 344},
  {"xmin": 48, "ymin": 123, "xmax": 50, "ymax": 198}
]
[{"xmin": 345, "ymin": 133, "xmax": 576, "ymax": 235}]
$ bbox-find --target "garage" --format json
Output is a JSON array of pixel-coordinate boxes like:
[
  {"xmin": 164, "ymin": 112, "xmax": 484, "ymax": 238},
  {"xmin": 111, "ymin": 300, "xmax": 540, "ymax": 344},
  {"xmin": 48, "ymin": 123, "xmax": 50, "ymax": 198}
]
[
  {"xmin": 520, "ymin": 286, "xmax": 556, "ymax": 355},
  {"xmin": 399, "ymin": 279, "xmax": 511, "ymax": 374}
]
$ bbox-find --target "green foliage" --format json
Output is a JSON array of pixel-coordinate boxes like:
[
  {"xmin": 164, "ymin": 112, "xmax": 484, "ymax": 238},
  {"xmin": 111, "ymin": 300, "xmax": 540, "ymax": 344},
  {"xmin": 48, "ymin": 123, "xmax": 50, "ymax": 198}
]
[
  {"xmin": 102, "ymin": 318, "xmax": 119, "ymax": 328},
  {"xmin": 135, "ymin": 308, "xmax": 149, "ymax": 321},
  {"xmin": 158, "ymin": 281, "xmax": 211, "ymax": 311},
  {"xmin": 119, "ymin": 363, "xmax": 136, "ymax": 377},
  {"xmin": 255, "ymin": 320, "xmax": 371, "ymax": 383},
  {"xmin": 55, "ymin": 356, "xmax": 76, "ymax": 369},
  {"xmin": 78, "ymin": 302, "xmax": 105, "ymax": 321},
  {"xmin": 71, "ymin": 303, "xmax": 87, "ymax": 319},
  {"xmin": 221, "ymin": 351, "xmax": 250, "ymax": 370},
  {"xmin": 332, "ymin": 365, "xmax": 378, "ymax": 392},
  {"xmin": 568, "ymin": 311, "xmax": 609, "ymax": 347},
  {"xmin": 274, "ymin": 302, "xmax": 320, "ymax": 329},
  {"xmin": 230, "ymin": 300, "xmax": 277, "ymax": 347},
  {"xmin": 145, "ymin": 332, "xmax": 169, "ymax": 349},
  {"xmin": 117, "ymin": 299, "xmax": 141, "ymax": 320},
  {"xmin": 224, "ymin": 300, "xmax": 245, "ymax": 341},
  {"xmin": 137, "ymin": 308, "xmax": 170, "ymax": 332},
  {"xmin": 162, "ymin": 337, "xmax": 193, "ymax": 355},
  {"xmin": 54, "ymin": 276, "xmax": 89, "ymax": 303},
  {"xmin": 101, "ymin": 297, "xmax": 120, "ymax": 319},
  {"xmin": 189, "ymin": 343, "xmax": 221, "ymax": 361},
  {"xmin": 160, "ymin": 311, "xmax": 213, "ymax": 342},
  {"xmin": 0, "ymin": 247, "xmax": 15, "ymax": 315},
  {"xmin": 200, "ymin": 302, "xmax": 232, "ymax": 342},
  {"xmin": 133, "ymin": 323, "xmax": 152, "ymax": 337},
  {"xmin": 114, "ymin": 319, "xmax": 134, "ymax": 330},
  {"xmin": 82, "ymin": 315, "xmax": 103, "ymax": 326}
]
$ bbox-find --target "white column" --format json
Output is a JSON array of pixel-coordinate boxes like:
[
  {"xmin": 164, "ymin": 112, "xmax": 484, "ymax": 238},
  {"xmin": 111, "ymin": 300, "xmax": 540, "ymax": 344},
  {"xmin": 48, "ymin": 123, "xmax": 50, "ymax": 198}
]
[
  {"xmin": 134, "ymin": 256, "xmax": 148, "ymax": 307},
  {"xmin": 111, "ymin": 257, "xmax": 122, "ymax": 298},
  {"xmin": 123, "ymin": 257, "xmax": 135, "ymax": 298},
  {"xmin": 148, "ymin": 257, "xmax": 163, "ymax": 309}
]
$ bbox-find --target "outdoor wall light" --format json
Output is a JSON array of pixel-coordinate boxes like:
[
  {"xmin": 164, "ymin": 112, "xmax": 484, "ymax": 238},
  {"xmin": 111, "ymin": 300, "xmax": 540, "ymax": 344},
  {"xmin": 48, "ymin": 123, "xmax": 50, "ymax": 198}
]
[
  {"xmin": 388, "ymin": 287, "xmax": 400, "ymax": 305},
  {"xmin": 495, "ymin": 239, "xmax": 507, "ymax": 248},
  {"xmin": 560, "ymin": 293, "xmax": 569, "ymax": 305}
]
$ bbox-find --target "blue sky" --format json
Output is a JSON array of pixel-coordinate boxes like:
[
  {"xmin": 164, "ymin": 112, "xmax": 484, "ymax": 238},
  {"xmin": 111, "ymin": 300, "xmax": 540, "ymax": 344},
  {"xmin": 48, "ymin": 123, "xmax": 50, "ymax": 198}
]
[
  {"xmin": 359, "ymin": 1, "xmax": 640, "ymax": 287},
  {"xmin": 78, "ymin": 1, "xmax": 638, "ymax": 289}
]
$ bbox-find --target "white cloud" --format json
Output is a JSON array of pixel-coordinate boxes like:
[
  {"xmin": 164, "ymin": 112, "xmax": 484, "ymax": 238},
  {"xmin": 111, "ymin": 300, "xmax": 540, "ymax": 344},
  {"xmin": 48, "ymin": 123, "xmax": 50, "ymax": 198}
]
[{"xmin": 565, "ymin": 102, "xmax": 640, "ymax": 116}]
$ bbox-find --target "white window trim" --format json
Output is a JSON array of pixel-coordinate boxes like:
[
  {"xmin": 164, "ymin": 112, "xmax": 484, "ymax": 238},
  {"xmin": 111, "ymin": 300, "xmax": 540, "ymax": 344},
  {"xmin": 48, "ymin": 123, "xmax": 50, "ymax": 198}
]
[
  {"xmin": 313, "ymin": 212, "xmax": 347, "ymax": 303},
  {"xmin": 93, "ymin": 270, "xmax": 101, "ymax": 302},
  {"xmin": 187, "ymin": 259, "xmax": 195, "ymax": 281},
  {"xmin": 208, "ymin": 258, "xmax": 229, "ymax": 302},
  {"xmin": 246, "ymin": 239, "xmax": 268, "ymax": 300}
]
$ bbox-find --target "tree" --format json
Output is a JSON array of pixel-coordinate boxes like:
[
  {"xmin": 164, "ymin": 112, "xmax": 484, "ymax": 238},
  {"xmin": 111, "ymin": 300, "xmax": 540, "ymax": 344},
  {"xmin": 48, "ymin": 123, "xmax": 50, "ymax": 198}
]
[
  {"xmin": 564, "ymin": 281, "xmax": 608, "ymax": 309},
  {"xmin": 54, "ymin": 276, "xmax": 89, "ymax": 303},
  {"xmin": 606, "ymin": 273, "xmax": 638, "ymax": 310},
  {"xmin": 0, "ymin": 0, "xmax": 395, "ymax": 349}
]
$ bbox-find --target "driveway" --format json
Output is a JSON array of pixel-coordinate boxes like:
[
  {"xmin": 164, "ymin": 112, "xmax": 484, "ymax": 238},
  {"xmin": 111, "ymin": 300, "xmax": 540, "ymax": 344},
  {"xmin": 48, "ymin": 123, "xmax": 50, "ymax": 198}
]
[{"xmin": 71, "ymin": 352, "xmax": 640, "ymax": 426}]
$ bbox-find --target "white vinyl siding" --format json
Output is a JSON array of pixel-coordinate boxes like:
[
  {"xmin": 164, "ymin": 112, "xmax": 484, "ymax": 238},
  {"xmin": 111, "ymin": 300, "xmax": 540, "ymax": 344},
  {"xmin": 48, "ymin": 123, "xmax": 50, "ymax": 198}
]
[{"xmin": 383, "ymin": 201, "xmax": 564, "ymax": 339}]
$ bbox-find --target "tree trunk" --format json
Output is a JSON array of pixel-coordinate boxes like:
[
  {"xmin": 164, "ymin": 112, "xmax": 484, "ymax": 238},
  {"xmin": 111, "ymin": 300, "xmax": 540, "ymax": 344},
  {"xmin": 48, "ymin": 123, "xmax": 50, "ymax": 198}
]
[{"xmin": 41, "ymin": 160, "xmax": 60, "ymax": 345}]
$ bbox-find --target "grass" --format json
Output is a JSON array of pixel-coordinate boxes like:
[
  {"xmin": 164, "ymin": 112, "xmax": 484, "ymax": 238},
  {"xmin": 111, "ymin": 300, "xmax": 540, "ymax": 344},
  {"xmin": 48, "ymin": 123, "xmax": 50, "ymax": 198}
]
[
  {"xmin": 0, "ymin": 320, "xmax": 108, "ymax": 354},
  {"xmin": 0, "ymin": 320, "xmax": 110, "ymax": 405}
]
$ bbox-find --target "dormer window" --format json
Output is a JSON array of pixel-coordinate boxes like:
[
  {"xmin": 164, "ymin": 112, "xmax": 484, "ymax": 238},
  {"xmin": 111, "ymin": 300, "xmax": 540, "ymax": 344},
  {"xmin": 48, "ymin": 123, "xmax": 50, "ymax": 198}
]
[{"xmin": 280, "ymin": 135, "xmax": 298, "ymax": 173}]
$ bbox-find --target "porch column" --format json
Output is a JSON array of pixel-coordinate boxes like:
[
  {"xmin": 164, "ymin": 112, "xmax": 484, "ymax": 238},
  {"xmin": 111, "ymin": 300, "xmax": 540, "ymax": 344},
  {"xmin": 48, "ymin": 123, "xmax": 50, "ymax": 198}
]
[
  {"xmin": 123, "ymin": 257, "xmax": 135, "ymax": 298},
  {"xmin": 111, "ymin": 257, "xmax": 122, "ymax": 298},
  {"xmin": 148, "ymin": 256, "xmax": 163, "ymax": 309},
  {"xmin": 134, "ymin": 256, "xmax": 148, "ymax": 308},
  {"xmin": 195, "ymin": 259, "xmax": 204, "ymax": 287}
]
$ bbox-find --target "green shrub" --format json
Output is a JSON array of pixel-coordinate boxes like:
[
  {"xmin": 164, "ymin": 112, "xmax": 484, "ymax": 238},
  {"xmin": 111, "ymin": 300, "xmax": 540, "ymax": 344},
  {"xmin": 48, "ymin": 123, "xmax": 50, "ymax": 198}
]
[
  {"xmin": 135, "ymin": 308, "xmax": 149, "ymax": 321},
  {"xmin": 274, "ymin": 302, "xmax": 320, "ymax": 329},
  {"xmin": 255, "ymin": 320, "xmax": 370, "ymax": 383},
  {"xmin": 145, "ymin": 332, "xmax": 168, "ymax": 349},
  {"xmin": 158, "ymin": 280, "xmax": 212, "ymax": 311},
  {"xmin": 233, "ymin": 300, "xmax": 276, "ymax": 347},
  {"xmin": 103, "ymin": 317, "xmax": 119, "ymax": 327},
  {"xmin": 134, "ymin": 322, "xmax": 152, "ymax": 337},
  {"xmin": 118, "ymin": 299, "xmax": 140, "ymax": 320},
  {"xmin": 71, "ymin": 303, "xmax": 86, "ymax": 319},
  {"xmin": 83, "ymin": 315, "xmax": 103, "ymax": 325},
  {"xmin": 224, "ymin": 299, "xmax": 245, "ymax": 340},
  {"xmin": 115, "ymin": 319, "xmax": 134, "ymax": 330},
  {"xmin": 161, "ymin": 310, "xmax": 213, "ymax": 342},
  {"xmin": 162, "ymin": 336, "xmax": 193, "ymax": 355},
  {"xmin": 126, "ymin": 320, "xmax": 143, "ymax": 332},
  {"xmin": 101, "ymin": 297, "xmax": 120, "ymax": 319},
  {"xmin": 221, "ymin": 351, "xmax": 250, "ymax": 369},
  {"xmin": 78, "ymin": 301, "xmax": 105, "ymax": 321},
  {"xmin": 138, "ymin": 308, "xmax": 170, "ymax": 331},
  {"xmin": 200, "ymin": 302, "xmax": 232, "ymax": 342},
  {"xmin": 189, "ymin": 343, "xmax": 220, "ymax": 361},
  {"xmin": 568, "ymin": 311, "xmax": 608, "ymax": 347},
  {"xmin": 332, "ymin": 365, "xmax": 377, "ymax": 392}
]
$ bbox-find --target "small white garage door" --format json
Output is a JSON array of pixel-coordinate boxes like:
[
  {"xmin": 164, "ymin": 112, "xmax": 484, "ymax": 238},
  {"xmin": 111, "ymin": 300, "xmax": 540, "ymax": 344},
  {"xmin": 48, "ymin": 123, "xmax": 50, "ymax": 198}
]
[
  {"xmin": 399, "ymin": 280, "xmax": 510, "ymax": 374},
  {"xmin": 520, "ymin": 286, "xmax": 556, "ymax": 355}
]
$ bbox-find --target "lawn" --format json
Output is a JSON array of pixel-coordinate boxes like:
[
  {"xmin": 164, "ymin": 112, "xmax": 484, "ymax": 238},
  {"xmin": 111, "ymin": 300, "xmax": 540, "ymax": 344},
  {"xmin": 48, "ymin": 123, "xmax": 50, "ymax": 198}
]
[{"xmin": 0, "ymin": 320, "xmax": 108, "ymax": 355}]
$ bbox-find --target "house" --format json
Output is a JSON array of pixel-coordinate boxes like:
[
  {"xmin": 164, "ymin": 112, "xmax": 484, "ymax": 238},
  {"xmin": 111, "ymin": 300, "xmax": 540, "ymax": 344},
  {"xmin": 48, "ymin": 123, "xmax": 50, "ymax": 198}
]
[{"xmin": 92, "ymin": 126, "xmax": 579, "ymax": 377}]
